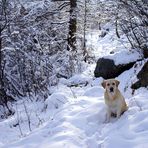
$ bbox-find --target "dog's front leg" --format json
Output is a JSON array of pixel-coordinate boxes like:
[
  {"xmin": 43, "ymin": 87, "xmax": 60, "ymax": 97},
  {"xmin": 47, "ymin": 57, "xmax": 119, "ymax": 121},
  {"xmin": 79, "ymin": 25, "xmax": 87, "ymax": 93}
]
[
  {"xmin": 116, "ymin": 107, "xmax": 122, "ymax": 119},
  {"xmin": 106, "ymin": 108, "xmax": 111, "ymax": 122}
]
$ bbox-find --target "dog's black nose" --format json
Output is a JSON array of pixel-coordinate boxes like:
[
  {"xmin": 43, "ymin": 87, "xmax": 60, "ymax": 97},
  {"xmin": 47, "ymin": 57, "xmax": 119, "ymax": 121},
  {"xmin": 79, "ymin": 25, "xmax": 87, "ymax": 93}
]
[{"xmin": 110, "ymin": 87, "xmax": 114, "ymax": 92}]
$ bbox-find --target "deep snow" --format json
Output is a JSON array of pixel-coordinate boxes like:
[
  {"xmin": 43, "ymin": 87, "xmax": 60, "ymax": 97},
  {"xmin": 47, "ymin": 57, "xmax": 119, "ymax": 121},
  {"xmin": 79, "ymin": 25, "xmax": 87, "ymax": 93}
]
[
  {"xmin": 0, "ymin": 24, "xmax": 148, "ymax": 148},
  {"xmin": 1, "ymin": 62, "xmax": 148, "ymax": 148}
]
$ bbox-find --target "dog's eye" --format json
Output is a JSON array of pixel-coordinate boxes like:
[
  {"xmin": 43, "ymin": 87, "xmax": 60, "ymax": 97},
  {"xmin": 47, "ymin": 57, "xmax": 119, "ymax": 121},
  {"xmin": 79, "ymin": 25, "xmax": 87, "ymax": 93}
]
[
  {"xmin": 112, "ymin": 83, "xmax": 115, "ymax": 85},
  {"xmin": 107, "ymin": 83, "xmax": 110, "ymax": 86}
]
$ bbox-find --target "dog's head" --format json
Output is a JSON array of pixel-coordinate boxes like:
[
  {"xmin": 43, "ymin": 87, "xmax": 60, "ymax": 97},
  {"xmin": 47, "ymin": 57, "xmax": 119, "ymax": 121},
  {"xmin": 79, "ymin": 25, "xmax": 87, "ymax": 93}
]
[{"xmin": 101, "ymin": 79, "xmax": 120, "ymax": 94}]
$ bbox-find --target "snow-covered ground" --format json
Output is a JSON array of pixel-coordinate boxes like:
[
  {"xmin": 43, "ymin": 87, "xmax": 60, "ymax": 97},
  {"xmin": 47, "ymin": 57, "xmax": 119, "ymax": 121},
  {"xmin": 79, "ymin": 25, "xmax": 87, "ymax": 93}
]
[
  {"xmin": 1, "ymin": 62, "xmax": 148, "ymax": 148},
  {"xmin": 0, "ymin": 25, "xmax": 148, "ymax": 148}
]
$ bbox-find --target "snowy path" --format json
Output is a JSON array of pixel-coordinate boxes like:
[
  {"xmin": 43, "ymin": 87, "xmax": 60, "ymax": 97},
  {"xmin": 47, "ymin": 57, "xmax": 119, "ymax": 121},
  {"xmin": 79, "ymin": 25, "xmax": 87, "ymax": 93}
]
[
  {"xmin": 2, "ymin": 72, "xmax": 148, "ymax": 148},
  {"xmin": 2, "ymin": 81, "xmax": 106, "ymax": 148}
]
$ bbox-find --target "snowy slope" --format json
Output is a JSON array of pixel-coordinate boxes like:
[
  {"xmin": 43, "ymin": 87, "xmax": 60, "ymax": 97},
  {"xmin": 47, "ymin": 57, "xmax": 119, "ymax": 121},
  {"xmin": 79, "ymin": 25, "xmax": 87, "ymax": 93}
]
[
  {"xmin": 0, "ymin": 24, "xmax": 148, "ymax": 148},
  {"xmin": 86, "ymin": 23, "xmax": 143, "ymax": 64}
]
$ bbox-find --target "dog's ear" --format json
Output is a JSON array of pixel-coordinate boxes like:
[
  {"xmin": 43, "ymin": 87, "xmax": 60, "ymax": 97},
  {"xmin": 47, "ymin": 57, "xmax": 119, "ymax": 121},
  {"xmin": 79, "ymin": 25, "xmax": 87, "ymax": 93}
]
[
  {"xmin": 115, "ymin": 80, "xmax": 120, "ymax": 87},
  {"xmin": 101, "ymin": 80, "xmax": 106, "ymax": 89}
]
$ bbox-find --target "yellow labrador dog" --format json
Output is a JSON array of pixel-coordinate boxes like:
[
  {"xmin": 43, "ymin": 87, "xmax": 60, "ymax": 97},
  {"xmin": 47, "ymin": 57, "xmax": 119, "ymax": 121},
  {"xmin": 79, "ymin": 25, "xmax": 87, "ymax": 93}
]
[{"xmin": 101, "ymin": 79, "xmax": 128, "ymax": 122}]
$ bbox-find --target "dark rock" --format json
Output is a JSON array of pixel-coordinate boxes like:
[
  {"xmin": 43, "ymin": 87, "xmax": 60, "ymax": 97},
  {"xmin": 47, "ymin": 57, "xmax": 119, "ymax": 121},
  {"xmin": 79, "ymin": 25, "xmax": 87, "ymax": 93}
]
[
  {"xmin": 143, "ymin": 47, "xmax": 148, "ymax": 58},
  {"xmin": 94, "ymin": 58, "xmax": 116, "ymax": 79},
  {"xmin": 131, "ymin": 61, "xmax": 148, "ymax": 89},
  {"xmin": 110, "ymin": 51, "xmax": 114, "ymax": 54},
  {"xmin": 94, "ymin": 58, "xmax": 136, "ymax": 79}
]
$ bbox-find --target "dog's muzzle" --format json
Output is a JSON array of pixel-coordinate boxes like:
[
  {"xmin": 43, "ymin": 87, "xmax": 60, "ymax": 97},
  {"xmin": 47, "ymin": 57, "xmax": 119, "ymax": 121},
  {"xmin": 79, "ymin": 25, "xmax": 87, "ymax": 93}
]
[{"xmin": 110, "ymin": 87, "xmax": 114, "ymax": 92}]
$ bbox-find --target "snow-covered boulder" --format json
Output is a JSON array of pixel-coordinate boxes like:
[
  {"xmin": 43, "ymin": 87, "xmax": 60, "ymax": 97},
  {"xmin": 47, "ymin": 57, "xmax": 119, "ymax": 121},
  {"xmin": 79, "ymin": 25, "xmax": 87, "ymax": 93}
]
[
  {"xmin": 45, "ymin": 93, "xmax": 68, "ymax": 109},
  {"xmin": 94, "ymin": 50, "xmax": 142, "ymax": 79},
  {"xmin": 94, "ymin": 58, "xmax": 136, "ymax": 79}
]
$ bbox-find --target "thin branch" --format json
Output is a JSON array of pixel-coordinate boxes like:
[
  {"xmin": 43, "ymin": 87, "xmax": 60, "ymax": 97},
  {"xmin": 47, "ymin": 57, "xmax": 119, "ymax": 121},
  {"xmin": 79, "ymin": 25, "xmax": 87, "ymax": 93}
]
[
  {"xmin": 16, "ymin": 103, "xmax": 23, "ymax": 136},
  {"xmin": 23, "ymin": 101, "xmax": 32, "ymax": 132}
]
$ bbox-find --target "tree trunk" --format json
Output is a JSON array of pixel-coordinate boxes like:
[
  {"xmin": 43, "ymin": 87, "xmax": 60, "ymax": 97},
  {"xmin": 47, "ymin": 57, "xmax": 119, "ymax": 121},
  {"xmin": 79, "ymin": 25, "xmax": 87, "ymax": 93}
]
[
  {"xmin": 67, "ymin": 0, "xmax": 77, "ymax": 51},
  {"xmin": 115, "ymin": 15, "xmax": 120, "ymax": 38},
  {"xmin": 83, "ymin": 0, "xmax": 87, "ymax": 62},
  {"xmin": 0, "ymin": 0, "xmax": 14, "ymax": 115}
]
